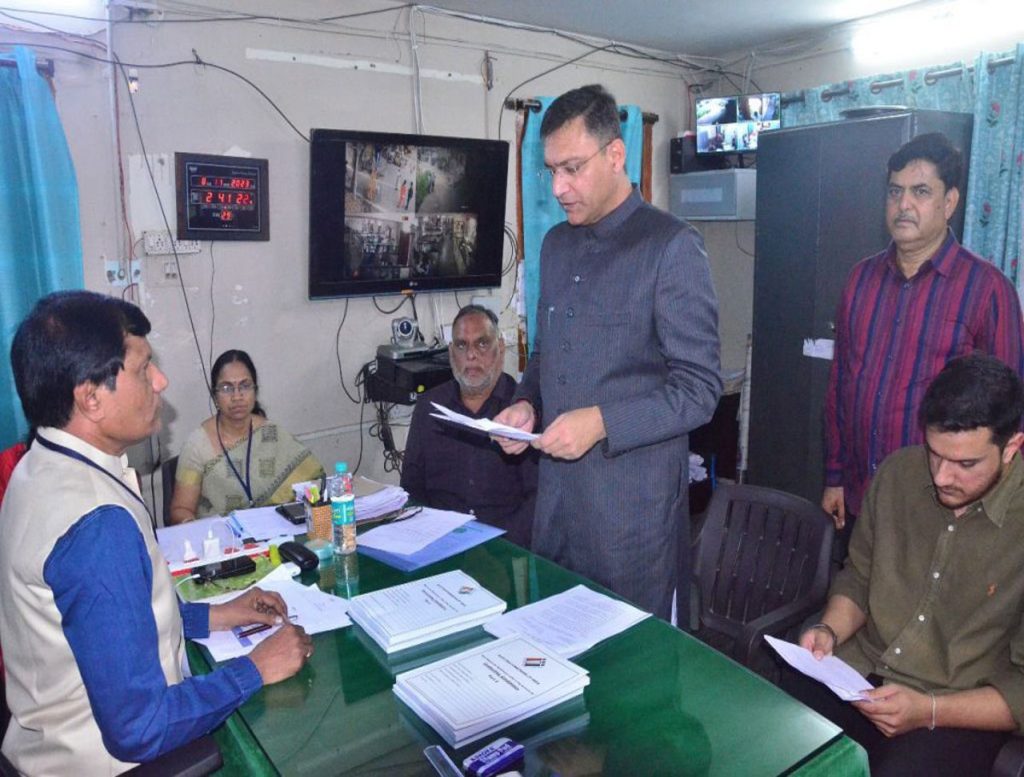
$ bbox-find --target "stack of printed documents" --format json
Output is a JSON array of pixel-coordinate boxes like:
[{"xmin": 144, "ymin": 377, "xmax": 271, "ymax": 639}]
[
  {"xmin": 290, "ymin": 476, "xmax": 409, "ymax": 522},
  {"xmin": 347, "ymin": 570, "xmax": 506, "ymax": 653},
  {"xmin": 354, "ymin": 477, "xmax": 408, "ymax": 522},
  {"xmin": 393, "ymin": 634, "xmax": 590, "ymax": 747}
]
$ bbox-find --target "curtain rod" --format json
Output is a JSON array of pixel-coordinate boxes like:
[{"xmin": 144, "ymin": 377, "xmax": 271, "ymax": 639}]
[
  {"xmin": 784, "ymin": 53, "xmax": 1016, "ymax": 105},
  {"xmin": 0, "ymin": 57, "xmax": 54, "ymax": 78},
  {"xmin": 503, "ymin": 97, "xmax": 659, "ymax": 124}
]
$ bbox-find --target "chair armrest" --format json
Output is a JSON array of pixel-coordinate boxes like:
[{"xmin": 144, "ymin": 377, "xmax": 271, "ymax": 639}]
[
  {"xmin": 123, "ymin": 735, "xmax": 222, "ymax": 777},
  {"xmin": 737, "ymin": 597, "xmax": 827, "ymax": 666},
  {"xmin": 992, "ymin": 735, "xmax": 1024, "ymax": 777}
]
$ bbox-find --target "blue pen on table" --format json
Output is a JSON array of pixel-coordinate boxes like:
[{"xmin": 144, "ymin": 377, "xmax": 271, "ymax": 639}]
[
  {"xmin": 226, "ymin": 514, "xmax": 256, "ymax": 545},
  {"xmin": 227, "ymin": 515, "xmax": 244, "ymax": 538}
]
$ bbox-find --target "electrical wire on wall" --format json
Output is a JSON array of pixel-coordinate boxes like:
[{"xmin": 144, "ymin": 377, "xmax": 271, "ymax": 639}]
[{"xmin": 2, "ymin": 1, "xmax": 760, "ymax": 485}]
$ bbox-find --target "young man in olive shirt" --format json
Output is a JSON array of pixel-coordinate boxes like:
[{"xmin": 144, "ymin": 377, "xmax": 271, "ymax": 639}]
[{"xmin": 786, "ymin": 354, "xmax": 1024, "ymax": 776}]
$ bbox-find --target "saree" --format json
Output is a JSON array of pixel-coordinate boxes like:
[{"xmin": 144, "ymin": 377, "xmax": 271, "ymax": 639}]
[{"xmin": 176, "ymin": 421, "xmax": 324, "ymax": 517}]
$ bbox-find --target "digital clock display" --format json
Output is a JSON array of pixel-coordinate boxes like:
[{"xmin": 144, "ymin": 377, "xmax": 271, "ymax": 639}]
[{"xmin": 175, "ymin": 153, "xmax": 269, "ymax": 241}]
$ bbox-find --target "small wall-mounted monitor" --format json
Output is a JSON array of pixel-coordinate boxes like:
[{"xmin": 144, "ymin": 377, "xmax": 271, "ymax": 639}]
[
  {"xmin": 695, "ymin": 92, "xmax": 782, "ymax": 155},
  {"xmin": 308, "ymin": 128, "xmax": 509, "ymax": 299}
]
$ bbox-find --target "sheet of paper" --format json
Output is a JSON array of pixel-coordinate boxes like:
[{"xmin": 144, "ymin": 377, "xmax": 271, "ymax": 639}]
[
  {"xmin": 358, "ymin": 507, "xmax": 475, "ymax": 555},
  {"xmin": 358, "ymin": 520, "xmax": 504, "ymax": 572},
  {"xmin": 484, "ymin": 584, "xmax": 650, "ymax": 658},
  {"xmin": 802, "ymin": 338, "xmax": 835, "ymax": 360},
  {"xmin": 764, "ymin": 635, "xmax": 873, "ymax": 701},
  {"xmin": 429, "ymin": 401, "xmax": 539, "ymax": 442},
  {"xmin": 195, "ymin": 575, "xmax": 351, "ymax": 661},
  {"xmin": 229, "ymin": 506, "xmax": 297, "ymax": 541}
]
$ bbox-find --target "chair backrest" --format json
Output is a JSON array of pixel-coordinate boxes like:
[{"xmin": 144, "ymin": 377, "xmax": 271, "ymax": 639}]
[
  {"xmin": 0, "ymin": 442, "xmax": 28, "ymax": 510},
  {"xmin": 695, "ymin": 483, "xmax": 834, "ymax": 641},
  {"xmin": 161, "ymin": 455, "xmax": 178, "ymax": 527}
]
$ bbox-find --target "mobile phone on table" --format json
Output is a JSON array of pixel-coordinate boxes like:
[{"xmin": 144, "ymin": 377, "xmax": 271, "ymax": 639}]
[
  {"xmin": 193, "ymin": 555, "xmax": 256, "ymax": 583},
  {"xmin": 275, "ymin": 501, "xmax": 307, "ymax": 525}
]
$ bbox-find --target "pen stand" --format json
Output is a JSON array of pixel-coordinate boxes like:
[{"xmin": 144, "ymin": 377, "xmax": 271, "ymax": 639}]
[{"xmin": 305, "ymin": 500, "xmax": 332, "ymax": 542}]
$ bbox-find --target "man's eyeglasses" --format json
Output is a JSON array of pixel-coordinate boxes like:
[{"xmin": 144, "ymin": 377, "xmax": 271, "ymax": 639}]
[
  {"xmin": 452, "ymin": 338, "xmax": 497, "ymax": 355},
  {"xmin": 215, "ymin": 381, "xmax": 256, "ymax": 396},
  {"xmin": 538, "ymin": 139, "xmax": 613, "ymax": 183}
]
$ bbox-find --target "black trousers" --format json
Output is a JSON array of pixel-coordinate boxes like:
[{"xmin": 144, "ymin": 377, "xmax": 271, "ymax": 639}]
[{"xmin": 780, "ymin": 667, "xmax": 1009, "ymax": 777}]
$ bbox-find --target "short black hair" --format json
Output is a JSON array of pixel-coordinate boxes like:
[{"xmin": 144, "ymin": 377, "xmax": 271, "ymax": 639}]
[
  {"xmin": 540, "ymin": 84, "xmax": 622, "ymax": 144},
  {"xmin": 11, "ymin": 290, "xmax": 151, "ymax": 430},
  {"xmin": 887, "ymin": 132, "xmax": 963, "ymax": 193},
  {"xmin": 920, "ymin": 353, "xmax": 1024, "ymax": 448},
  {"xmin": 211, "ymin": 349, "xmax": 265, "ymax": 417}
]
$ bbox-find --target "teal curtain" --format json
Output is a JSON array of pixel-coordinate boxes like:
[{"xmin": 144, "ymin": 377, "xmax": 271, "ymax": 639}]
[
  {"xmin": 0, "ymin": 46, "xmax": 83, "ymax": 448},
  {"xmin": 962, "ymin": 45, "xmax": 1024, "ymax": 286},
  {"xmin": 781, "ymin": 60, "xmax": 974, "ymax": 126},
  {"xmin": 520, "ymin": 102, "xmax": 643, "ymax": 351},
  {"xmin": 778, "ymin": 45, "xmax": 1023, "ymax": 295}
]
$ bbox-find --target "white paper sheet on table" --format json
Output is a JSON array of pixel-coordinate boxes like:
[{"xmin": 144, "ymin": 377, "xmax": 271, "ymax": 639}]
[
  {"xmin": 764, "ymin": 635, "xmax": 874, "ymax": 701},
  {"xmin": 195, "ymin": 573, "xmax": 351, "ymax": 661},
  {"xmin": 229, "ymin": 505, "xmax": 298, "ymax": 541},
  {"xmin": 484, "ymin": 584, "xmax": 650, "ymax": 658},
  {"xmin": 358, "ymin": 507, "xmax": 475, "ymax": 555},
  {"xmin": 429, "ymin": 402, "xmax": 539, "ymax": 442}
]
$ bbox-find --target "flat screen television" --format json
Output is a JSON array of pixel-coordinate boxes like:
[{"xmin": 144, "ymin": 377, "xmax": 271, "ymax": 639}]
[
  {"xmin": 308, "ymin": 128, "xmax": 509, "ymax": 299},
  {"xmin": 695, "ymin": 92, "xmax": 781, "ymax": 155}
]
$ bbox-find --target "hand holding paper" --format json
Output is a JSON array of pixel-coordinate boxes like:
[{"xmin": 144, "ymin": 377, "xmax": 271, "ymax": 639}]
[
  {"xmin": 765, "ymin": 635, "xmax": 874, "ymax": 701},
  {"xmin": 429, "ymin": 402, "xmax": 539, "ymax": 442}
]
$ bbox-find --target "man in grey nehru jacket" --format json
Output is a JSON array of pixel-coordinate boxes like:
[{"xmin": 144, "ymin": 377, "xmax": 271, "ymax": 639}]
[{"xmin": 495, "ymin": 84, "xmax": 721, "ymax": 621}]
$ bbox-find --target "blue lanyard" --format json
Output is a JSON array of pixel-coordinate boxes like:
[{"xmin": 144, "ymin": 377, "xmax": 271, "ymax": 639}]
[
  {"xmin": 35, "ymin": 435, "xmax": 152, "ymax": 521},
  {"xmin": 217, "ymin": 416, "xmax": 254, "ymax": 506}
]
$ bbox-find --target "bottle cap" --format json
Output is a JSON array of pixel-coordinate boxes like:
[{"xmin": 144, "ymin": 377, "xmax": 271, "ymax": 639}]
[{"xmin": 335, "ymin": 461, "xmax": 348, "ymax": 473}]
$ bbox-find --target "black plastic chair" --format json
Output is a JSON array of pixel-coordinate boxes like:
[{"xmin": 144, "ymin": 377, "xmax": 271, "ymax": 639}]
[
  {"xmin": 692, "ymin": 483, "xmax": 834, "ymax": 678},
  {"xmin": 161, "ymin": 455, "xmax": 178, "ymax": 527}
]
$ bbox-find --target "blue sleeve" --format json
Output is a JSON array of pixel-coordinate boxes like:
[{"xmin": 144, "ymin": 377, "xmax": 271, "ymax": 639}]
[
  {"xmin": 180, "ymin": 601, "xmax": 211, "ymax": 639},
  {"xmin": 43, "ymin": 505, "xmax": 263, "ymax": 764}
]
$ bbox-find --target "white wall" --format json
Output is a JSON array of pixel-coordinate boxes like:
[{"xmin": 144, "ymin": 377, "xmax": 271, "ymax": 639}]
[{"xmin": 1, "ymin": 1, "xmax": 693, "ymax": 488}]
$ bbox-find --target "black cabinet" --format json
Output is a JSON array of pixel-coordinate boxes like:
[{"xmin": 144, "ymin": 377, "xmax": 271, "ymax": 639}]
[{"xmin": 746, "ymin": 110, "xmax": 973, "ymax": 502}]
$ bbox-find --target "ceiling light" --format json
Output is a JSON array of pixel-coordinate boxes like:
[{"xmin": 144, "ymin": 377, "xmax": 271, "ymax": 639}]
[{"xmin": 853, "ymin": 0, "xmax": 1024, "ymax": 67}]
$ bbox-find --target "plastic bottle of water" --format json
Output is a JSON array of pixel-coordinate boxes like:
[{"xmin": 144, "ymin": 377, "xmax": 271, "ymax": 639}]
[{"xmin": 328, "ymin": 461, "xmax": 357, "ymax": 555}]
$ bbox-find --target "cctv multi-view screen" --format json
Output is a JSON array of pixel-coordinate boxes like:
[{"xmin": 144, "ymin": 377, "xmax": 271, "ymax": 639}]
[
  {"xmin": 308, "ymin": 128, "xmax": 509, "ymax": 299},
  {"xmin": 695, "ymin": 92, "xmax": 782, "ymax": 155}
]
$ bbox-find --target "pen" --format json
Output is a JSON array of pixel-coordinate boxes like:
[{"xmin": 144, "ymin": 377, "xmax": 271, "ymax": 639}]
[
  {"xmin": 237, "ymin": 615, "xmax": 297, "ymax": 639},
  {"xmin": 388, "ymin": 507, "xmax": 422, "ymax": 524}
]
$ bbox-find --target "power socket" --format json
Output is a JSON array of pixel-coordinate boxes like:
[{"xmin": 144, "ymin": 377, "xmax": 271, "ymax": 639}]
[{"xmin": 143, "ymin": 230, "xmax": 202, "ymax": 256}]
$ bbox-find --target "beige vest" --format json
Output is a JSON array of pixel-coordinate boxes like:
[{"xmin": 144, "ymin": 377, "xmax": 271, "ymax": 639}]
[{"xmin": 0, "ymin": 428, "xmax": 185, "ymax": 776}]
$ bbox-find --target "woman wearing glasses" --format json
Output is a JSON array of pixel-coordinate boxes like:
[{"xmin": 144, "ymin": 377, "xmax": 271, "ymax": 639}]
[{"xmin": 168, "ymin": 349, "xmax": 325, "ymax": 524}]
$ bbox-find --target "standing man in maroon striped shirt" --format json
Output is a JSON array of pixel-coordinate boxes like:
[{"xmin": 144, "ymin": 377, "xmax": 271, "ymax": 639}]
[{"xmin": 823, "ymin": 132, "xmax": 1024, "ymax": 560}]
